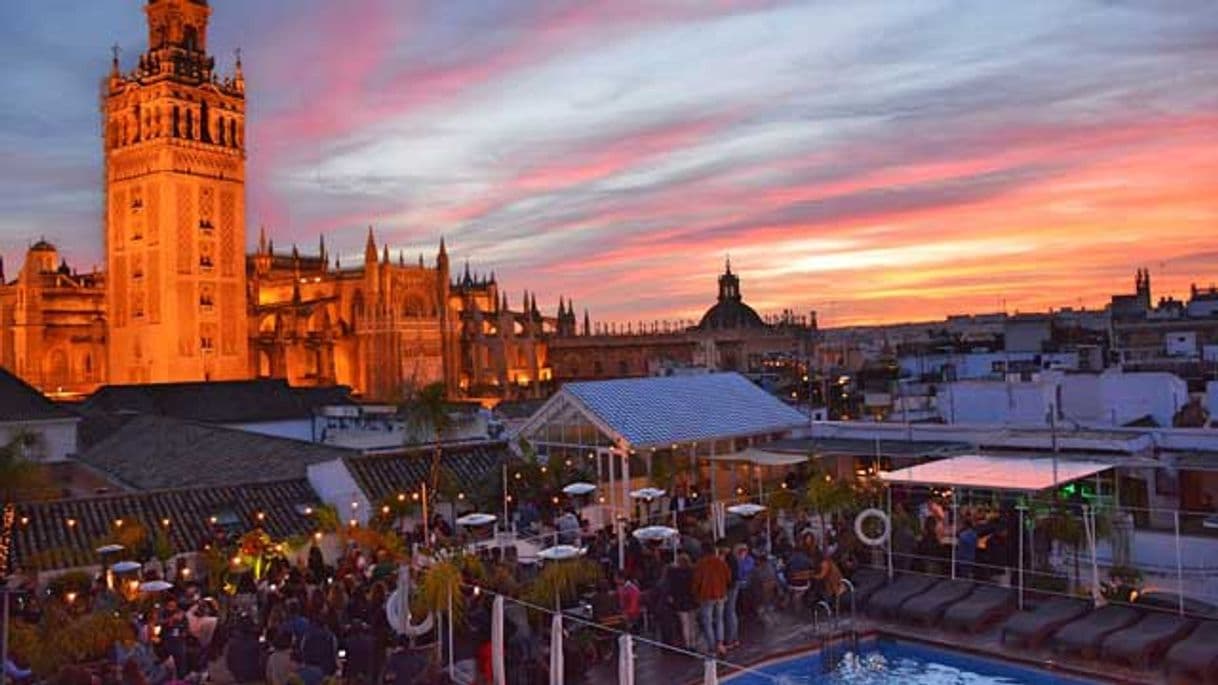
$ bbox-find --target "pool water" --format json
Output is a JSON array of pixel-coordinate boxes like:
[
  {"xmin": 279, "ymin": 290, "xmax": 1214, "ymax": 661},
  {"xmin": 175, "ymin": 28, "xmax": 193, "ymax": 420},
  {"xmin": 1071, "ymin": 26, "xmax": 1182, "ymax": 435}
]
[{"xmin": 728, "ymin": 638, "xmax": 1101, "ymax": 684}]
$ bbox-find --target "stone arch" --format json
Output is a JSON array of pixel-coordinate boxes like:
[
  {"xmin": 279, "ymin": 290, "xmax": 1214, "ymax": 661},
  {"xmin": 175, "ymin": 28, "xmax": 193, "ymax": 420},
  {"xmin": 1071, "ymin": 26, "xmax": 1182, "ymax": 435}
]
[
  {"xmin": 352, "ymin": 290, "xmax": 365, "ymax": 320},
  {"xmin": 259, "ymin": 313, "xmax": 280, "ymax": 334},
  {"xmin": 257, "ymin": 350, "xmax": 273, "ymax": 378},
  {"xmin": 45, "ymin": 348, "xmax": 69, "ymax": 390}
]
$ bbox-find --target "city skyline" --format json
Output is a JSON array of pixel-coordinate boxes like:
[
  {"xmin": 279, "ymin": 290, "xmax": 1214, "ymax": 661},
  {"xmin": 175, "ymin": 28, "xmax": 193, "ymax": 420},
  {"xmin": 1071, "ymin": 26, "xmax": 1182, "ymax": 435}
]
[{"xmin": 1, "ymin": 1, "xmax": 1216, "ymax": 327}]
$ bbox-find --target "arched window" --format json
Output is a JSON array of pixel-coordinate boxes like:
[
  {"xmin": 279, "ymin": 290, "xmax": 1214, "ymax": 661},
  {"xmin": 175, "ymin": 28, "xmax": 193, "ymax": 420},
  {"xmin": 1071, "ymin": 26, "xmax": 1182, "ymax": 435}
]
[
  {"xmin": 229, "ymin": 119, "xmax": 238, "ymax": 148},
  {"xmin": 199, "ymin": 100, "xmax": 211, "ymax": 143},
  {"xmin": 217, "ymin": 116, "xmax": 226, "ymax": 146},
  {"xmin": 172, "ymin": 106, "xmax": 180, "ymax": 138},
  {"xmin": 183, "ymin": 25, "xmax": 199, "ymax": 51},
  {"xmin": 185, "ymin": 108, "xmax": 194, "ymax": 140}
]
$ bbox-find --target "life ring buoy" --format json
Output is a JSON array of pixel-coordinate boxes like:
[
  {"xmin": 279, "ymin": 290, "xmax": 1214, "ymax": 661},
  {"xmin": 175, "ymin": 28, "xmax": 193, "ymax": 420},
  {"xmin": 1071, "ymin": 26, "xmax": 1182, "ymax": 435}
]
[
  {"xmin": 854, "ymin": 508, "xmax": 891, "ymax": 547},
  {"xmin": 386, "ymin": 588, "xmax": 434, "ymax": 637}
]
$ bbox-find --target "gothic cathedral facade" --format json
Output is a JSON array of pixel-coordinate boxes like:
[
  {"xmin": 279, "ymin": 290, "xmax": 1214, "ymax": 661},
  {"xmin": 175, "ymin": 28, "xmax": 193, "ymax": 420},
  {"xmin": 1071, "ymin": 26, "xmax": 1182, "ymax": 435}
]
[{"xmin": 0, "ymin": 0, "xmax": 563, "ymax": 402}]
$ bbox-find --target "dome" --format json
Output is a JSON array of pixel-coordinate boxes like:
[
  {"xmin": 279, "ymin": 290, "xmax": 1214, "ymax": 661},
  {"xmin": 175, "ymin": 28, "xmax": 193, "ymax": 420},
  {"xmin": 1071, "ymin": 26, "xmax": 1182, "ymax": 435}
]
[
  {"xmin": 29, "ymin": 239, "xmax": 56, "ymax": 252},
  {"xmin": 696, "ymin": 259, "xmax": 769, "ymax": 331},
  {"xmin": 698, "ymin": 299, "xmax": 766, "ymax": 331}
]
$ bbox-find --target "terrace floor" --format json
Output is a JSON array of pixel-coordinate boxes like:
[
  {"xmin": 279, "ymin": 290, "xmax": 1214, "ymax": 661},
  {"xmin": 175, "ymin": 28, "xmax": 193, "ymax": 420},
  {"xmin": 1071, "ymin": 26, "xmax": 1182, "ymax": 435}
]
[{"xmin": 581, "ymin": 605, "xmax": 1166, "ymax": 684}]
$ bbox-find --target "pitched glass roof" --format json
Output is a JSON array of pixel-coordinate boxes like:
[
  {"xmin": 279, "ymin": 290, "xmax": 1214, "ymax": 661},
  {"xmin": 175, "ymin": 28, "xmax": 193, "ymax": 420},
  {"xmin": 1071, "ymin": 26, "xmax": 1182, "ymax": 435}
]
[{"xmin": 560, "ymin": 372, "xmax": 807, "ymax": 449}]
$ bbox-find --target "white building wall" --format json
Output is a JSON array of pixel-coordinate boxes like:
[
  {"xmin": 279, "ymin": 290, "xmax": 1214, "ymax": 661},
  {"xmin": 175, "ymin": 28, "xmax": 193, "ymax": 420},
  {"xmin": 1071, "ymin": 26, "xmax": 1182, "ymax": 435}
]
[
  {"xmin": 306, "ymin": 459, "xmax": 373, "ymax": 525},
  {"xmin": 0, "ymin": 419, "xmax": 79, "ymax": 462},
  {"xmin": 939, "ymin": 379, "xmax": 1056, "ymax": 425},
  {"xmin": 1165, "ymin": 331, "xmax": 1198, "ymax": 358},
  {"xmin": 223, "ymin": 418, "xmax": 316, "ymax": 442}
]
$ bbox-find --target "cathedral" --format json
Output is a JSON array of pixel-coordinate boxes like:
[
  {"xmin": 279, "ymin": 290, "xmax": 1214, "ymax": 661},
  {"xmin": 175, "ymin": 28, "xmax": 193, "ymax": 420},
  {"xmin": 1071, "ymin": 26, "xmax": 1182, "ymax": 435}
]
[
  {"xmin": 0, "ymin": 0, "xmax": 561, "ymax": 402},
  {"xmin": 0, "ymin": 0, "xmax": 814, "ymax": 403}
]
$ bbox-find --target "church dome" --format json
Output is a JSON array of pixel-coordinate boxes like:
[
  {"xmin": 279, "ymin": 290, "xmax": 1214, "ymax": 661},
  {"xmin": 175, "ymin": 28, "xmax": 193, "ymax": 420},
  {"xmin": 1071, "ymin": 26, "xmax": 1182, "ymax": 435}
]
[
  {"xmin": 696, "ymin": 259, "xmax": 768, "ymax": 331},
  {"xmin": 29, "ymin": 239, "xmax": 56, "ymax": 252},
  {"xmin": 698, "ymin": 298, "xmax": 766, "ymax": 331}
]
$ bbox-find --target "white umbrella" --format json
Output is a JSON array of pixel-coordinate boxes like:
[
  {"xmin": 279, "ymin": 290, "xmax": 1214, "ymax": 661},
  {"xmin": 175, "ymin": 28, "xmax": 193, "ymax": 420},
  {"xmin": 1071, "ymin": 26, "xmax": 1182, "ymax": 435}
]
[
  {"xmin": 629, "ymin": 488, "xmax": 666, "ymax": 501},
  {"xmin": 139, "ymin": 580, "xmax": 174, "ymax": 593},
  {"xmin": 95, "ymin": 544, "xmax": 125, "ymax": 555},
  {"xmin": 617, "ymin": 634, "xmax": 635, "ymax": 685},
  {"xmin": 549, "ymin": 613, "xmax": 564, "ymax": 685},
  {"xmin": 632, "ymin": 526, "xmax": 678, "ymax": 542},
  {"xmin": 562, "ymin": 482, "xmax": 597, "ymax": 496},
  {"xmin": 538, "ymin": 545, "xmax": 585, "ymax": 562},
  {"xmin": 492, "ymin": 594, "xmax": 506, "ymax": 685},
  {"xmin": 726, "ymin": 503, "xmax": 766, "ymax": 518},
  {"xmin": 456, "ymin": 513, "xmax": 497, "ymax": 527},
  {"xmin": 111, "ymin": 560, "xmax": 141, "ymax": 574},
  {"xmin": 703, "ymin": 659, "xmax": 719, "ymax": 685}
]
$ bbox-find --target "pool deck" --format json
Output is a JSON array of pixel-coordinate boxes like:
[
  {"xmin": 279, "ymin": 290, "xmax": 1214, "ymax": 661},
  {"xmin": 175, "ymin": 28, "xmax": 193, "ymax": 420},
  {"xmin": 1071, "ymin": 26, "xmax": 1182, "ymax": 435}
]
[{"xmin": 581, "ymin": 607, "xmax": 1165, "ymax": 684}]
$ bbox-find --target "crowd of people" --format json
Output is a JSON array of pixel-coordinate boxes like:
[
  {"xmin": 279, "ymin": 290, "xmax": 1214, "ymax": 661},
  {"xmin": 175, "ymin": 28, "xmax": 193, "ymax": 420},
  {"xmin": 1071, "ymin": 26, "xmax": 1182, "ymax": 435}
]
[{"xmin": 4, "ymin": 489, "xmax": 876, "ymax": 685}]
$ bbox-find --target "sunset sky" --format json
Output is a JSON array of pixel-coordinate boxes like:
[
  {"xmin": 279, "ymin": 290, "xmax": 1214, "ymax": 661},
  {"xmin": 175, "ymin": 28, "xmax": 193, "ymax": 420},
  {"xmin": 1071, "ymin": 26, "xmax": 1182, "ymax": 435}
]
[{"xmin": 1, "ymin": 1, "xmax": 1216, "ymax": 327}]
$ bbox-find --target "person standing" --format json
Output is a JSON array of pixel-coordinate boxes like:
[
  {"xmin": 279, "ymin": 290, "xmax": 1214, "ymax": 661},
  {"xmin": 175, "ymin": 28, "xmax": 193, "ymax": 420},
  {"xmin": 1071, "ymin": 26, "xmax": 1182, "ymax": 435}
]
[
  {"xmin": 664, "ymin": 554, "xmax": 698, "ymax": 649},
  {"xmin": 724, "ymin": 545, "xmax": 751, "ymax": 649},
  {"xmin": 691, "ymin": 545, "xmax": 731, "ymax": 657}
]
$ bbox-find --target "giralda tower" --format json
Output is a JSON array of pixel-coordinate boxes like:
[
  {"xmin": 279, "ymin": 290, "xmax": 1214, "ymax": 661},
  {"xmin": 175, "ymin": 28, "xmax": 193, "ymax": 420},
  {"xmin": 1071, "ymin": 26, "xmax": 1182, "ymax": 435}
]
[{"xmin": 103, "ymin": 0, "xmax": 249, "ymax": 383}]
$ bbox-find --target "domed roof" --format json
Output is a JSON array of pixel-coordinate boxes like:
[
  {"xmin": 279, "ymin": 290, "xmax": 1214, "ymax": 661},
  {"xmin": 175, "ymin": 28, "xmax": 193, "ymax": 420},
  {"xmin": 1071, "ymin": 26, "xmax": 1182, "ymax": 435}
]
[
  {"xmin": 29, "ymin": 238, "xmax": 56, "ymax": 252},
  {"xmin": 698, "ymin": 299, "xmax": 766, "ymax": 331},
  {"xmin": 696, "ymin": 259, "xmax": 768, "ymax": 331}
]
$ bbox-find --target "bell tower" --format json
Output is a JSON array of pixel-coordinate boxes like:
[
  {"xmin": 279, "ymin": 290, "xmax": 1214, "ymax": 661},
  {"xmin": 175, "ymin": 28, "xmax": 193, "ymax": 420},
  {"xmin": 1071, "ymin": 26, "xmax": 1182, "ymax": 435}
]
[{"xmin": 103, "ymin": 0, "xmax": 248, "ymax": 383}]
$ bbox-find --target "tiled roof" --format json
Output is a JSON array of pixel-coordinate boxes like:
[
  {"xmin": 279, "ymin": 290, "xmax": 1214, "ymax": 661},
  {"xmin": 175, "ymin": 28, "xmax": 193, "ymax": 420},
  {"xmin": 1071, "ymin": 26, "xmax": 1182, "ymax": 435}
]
[
  {"xmin": 77, "ymin": 414, "xmax": 359, "ymax": 490},
  {"xmin": 345, "ymin": 441, "xmax": 510, "ymax": 503},
  {"xmin": 561, "ymin": 372, "xmax": 807, "ymax": 448},
  {"xmin": 10, "ymin": 479, "xmax": 321, "ymax": 571},
  {"xmin": 0, "ymin": 367, "xmax": 76, "ymax": 422},
  {"xmin": 80, "ymin": 379, "xmax": 354, "ymax": 424}
]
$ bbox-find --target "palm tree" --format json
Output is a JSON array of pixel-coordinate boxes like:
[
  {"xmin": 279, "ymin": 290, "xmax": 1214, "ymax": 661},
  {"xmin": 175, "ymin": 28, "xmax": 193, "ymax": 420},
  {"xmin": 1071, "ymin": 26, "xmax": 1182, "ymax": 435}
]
[
  {"xmin": 801, "ymin": 469, "xmax": 856, "ymax": 552},
  {"xmin": 400, "ymin": 382, "xmax": 452, "ymax": 541}
]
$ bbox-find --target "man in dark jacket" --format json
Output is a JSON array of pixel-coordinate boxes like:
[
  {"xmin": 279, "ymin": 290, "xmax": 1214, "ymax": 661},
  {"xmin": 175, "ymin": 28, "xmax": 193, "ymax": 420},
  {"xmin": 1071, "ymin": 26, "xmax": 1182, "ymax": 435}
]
[
  {"xmin": 224, "ymin": 617, "xmax": 264, "ymax": 683},
  {"xmin": 300, "ymin": 620, "xmax": 338, "ymax": 676}
]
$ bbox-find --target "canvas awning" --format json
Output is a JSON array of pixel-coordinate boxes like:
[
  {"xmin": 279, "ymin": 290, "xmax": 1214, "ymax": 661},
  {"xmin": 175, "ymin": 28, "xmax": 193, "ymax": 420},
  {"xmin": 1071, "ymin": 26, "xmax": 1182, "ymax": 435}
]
[
  {"xmin": 707, "ymin": 447, "xmax": 808, "ymax": 467},
  {"xmin": 879, "ymin": 454, "xmax": 1111, "ymax": 492}
]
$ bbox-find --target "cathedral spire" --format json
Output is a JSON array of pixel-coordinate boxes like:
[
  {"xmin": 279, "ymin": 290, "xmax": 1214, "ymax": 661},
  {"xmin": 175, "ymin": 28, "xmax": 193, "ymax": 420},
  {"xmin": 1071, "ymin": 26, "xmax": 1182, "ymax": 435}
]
[
  {"xmin": 364, "ymin": 226, "xmax": 377, "ymax": 265},
  {"xmin": 381, "ymin": 244, "xmax": 389, "ymax": 265},
  {"xmin": 318, "ymin": 234, "xmax": 327, "ymax": 264},
  {"xmin": 584, "ymin": 309, "xmax": 591, "ymax": 336},
  {"xmin": 258, "ymin": 225, "xmax": 267, "ymax": 254}
]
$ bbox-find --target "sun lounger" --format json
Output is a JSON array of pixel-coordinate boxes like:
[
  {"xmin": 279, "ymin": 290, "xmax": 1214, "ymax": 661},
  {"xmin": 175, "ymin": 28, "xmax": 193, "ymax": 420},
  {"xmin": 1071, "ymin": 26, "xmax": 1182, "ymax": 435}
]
[
  {"xmin": 1165, "ymin": 620, "xmax": 1218, "ymax": 683},
  {"xmin": 844, "ymin": 568, "xmax": 887, "ymax": 611},
  {"xmin": 866, "ymin": 574, "xmax": 939, "ymax": 619},
  {"xmin": 1050, "ymin": 604, "xmax": 1141, "ymax": 658},
  {"xmin": 1000, "ymin": 597, "xmax": 1090, "ymax": 649},
  {"xmin": 898, "ymin": 579, "xmax": 976, "ymax": 626},
  {"xmin": 1100, "ymin": 611, "xmax": 1195, "ymax": 670},
  {"xmin": 941, "ymin": 585, "xmax": 1016, "ymax": 632}
]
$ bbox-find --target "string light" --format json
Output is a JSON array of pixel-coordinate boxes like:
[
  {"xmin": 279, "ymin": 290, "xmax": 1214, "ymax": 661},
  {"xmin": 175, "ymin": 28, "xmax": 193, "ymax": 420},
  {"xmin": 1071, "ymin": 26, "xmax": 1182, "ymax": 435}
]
[
  {"xmin": 161, "ymin": 518, "xmax": 171, "ymax": 527},
  {"xmin": 256, "ymin": 511, "xmax": 266, "ymax": 522},
  {"xmin": 397, "ymin": 493, "xmax": 406, "ymax": 502},
  {"xmin": 350, "ymin": 501, "xmax": 359, "ymax": 510},
  {"xmin": 411, "ymin": 492, "xmax": 420, "ymax": 501},
  {"xmin": 114, "ymin": 518, "xmax": 124, "ymax": 527},
  {"xmin": 381, "ymin": 505, "xmax": 391, "ymax": 515},
  {"xmin": 66, "ymin": 518, "xmax": 77, "ymax": 528},
  {"xmin": 314, "ymin": 531, "xmax": 323, "ymax": 541},
  {"xmin": 209, "ymin": 516, "xmax": 218, "ymax": 524},
  {"xmin": 65, "ymin": 591, "xmax": 77, "ymax": 604}
]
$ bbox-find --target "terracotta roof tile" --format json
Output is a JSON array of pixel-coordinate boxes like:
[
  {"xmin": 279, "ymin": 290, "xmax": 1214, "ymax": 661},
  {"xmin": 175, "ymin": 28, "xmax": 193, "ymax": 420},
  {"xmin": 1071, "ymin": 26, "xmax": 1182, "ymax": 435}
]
[{"xmin": 11, "ymin": 479, "xmax": 321, "ymax": 571}]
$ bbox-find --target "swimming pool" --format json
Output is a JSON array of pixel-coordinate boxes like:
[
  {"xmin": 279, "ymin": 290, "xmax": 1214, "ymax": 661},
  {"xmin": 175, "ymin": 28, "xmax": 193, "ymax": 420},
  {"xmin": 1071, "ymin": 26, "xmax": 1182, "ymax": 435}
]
[{"xmin": 727, "ymin": 638, "xmax": 1103, "ymax": 684}]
